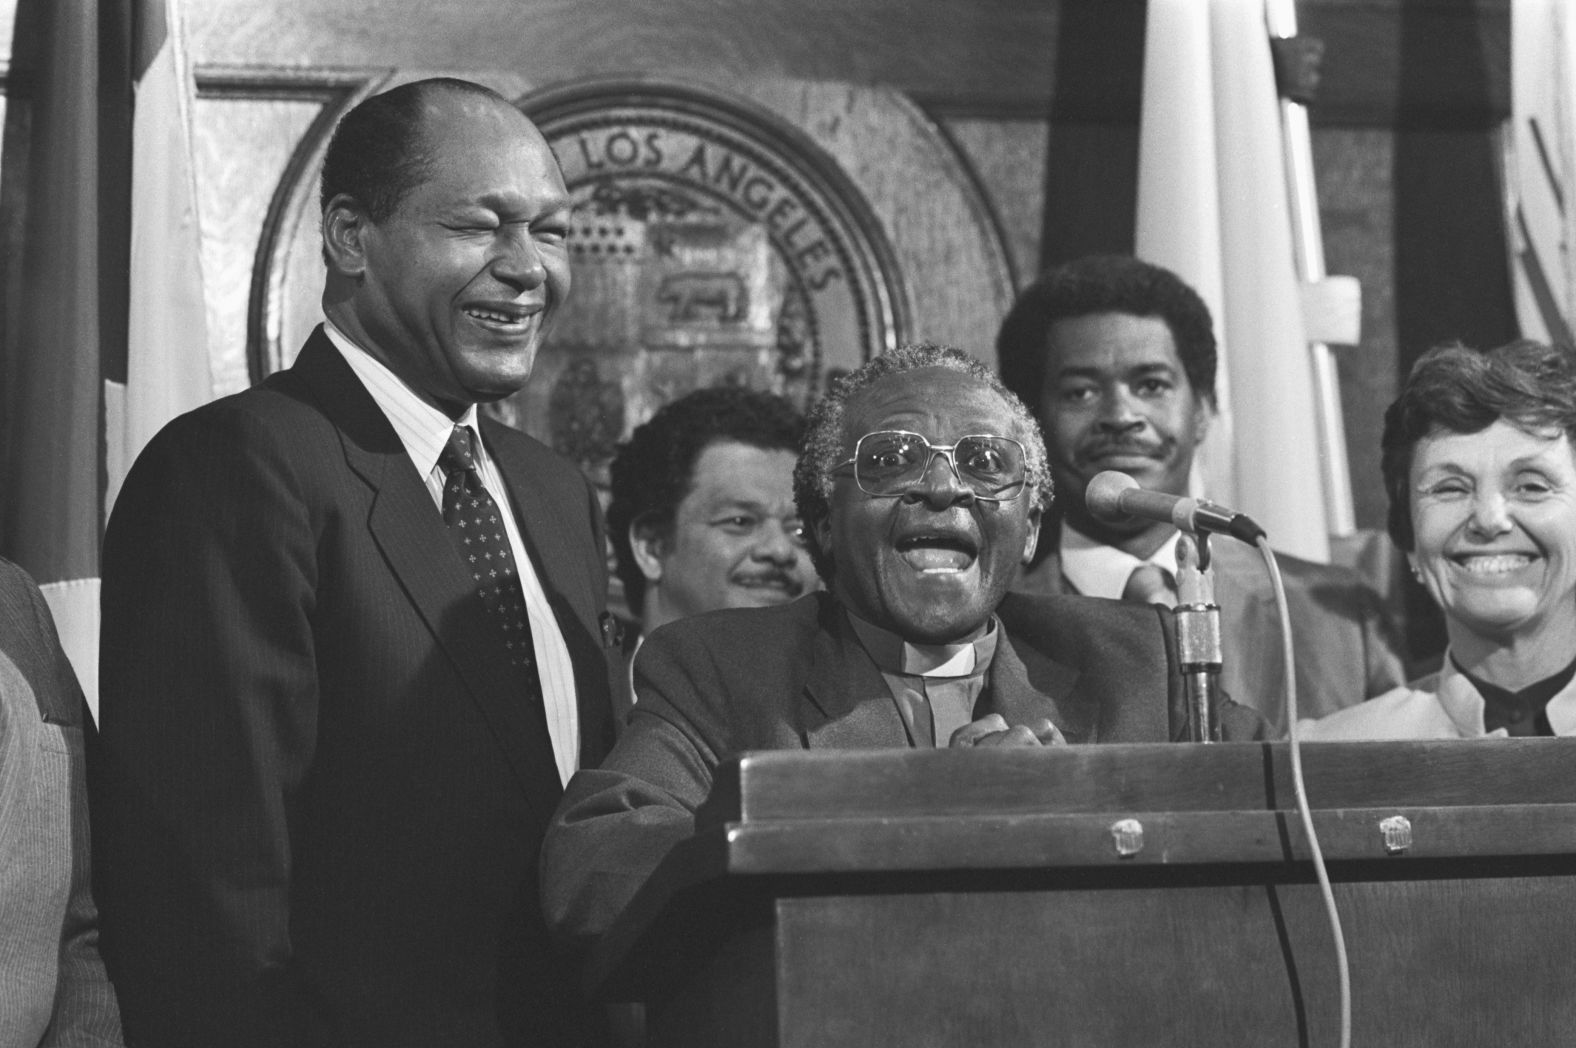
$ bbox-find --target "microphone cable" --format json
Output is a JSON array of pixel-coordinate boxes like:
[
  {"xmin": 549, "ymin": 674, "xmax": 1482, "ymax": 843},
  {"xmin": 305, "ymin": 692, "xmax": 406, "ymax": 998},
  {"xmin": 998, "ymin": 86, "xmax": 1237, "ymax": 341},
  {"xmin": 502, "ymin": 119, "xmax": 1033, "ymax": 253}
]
[{"xmin": 1260, "ymin": 536, "xmax": 1351, "ymax": 1048}]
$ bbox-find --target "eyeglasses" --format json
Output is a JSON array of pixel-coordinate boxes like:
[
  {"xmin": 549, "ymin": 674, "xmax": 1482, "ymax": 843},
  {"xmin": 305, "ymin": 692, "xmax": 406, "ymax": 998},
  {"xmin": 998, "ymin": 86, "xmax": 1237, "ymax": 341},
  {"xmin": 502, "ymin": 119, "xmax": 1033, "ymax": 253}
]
[{"xmin": 833, "ymin": 430, "xmax": 1028, "ymax": 502}]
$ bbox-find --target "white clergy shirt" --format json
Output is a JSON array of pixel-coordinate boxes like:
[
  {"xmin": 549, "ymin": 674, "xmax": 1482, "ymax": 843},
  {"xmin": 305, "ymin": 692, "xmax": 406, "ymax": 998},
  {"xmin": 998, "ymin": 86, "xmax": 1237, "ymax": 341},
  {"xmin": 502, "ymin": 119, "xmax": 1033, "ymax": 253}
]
[{"xmin": 325, "ymin": 321, "xmax": 580, "ymax": 787}]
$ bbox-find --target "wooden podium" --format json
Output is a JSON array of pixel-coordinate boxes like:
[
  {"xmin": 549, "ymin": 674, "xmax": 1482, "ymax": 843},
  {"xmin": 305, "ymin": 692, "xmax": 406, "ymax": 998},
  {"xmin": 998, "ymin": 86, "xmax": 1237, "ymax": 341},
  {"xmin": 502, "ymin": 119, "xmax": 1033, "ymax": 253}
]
[{"xmin": 587, "ymin": 739, "xmax": 1576, "ymax": 1047}]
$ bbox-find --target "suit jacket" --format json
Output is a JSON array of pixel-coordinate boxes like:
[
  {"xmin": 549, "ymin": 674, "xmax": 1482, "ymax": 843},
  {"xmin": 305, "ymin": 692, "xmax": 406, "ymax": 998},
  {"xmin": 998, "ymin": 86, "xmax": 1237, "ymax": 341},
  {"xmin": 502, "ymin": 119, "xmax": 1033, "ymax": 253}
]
[
  {"xmin": 0, "ymin": 558, "xmax": 123, "ymax": 1047},
  {"xmin": 541, "ymin": 590, "xmax": 1262, "ymax": 946},
  {"xmin": 1016, "ymin": 529, "xmax": 1405, "ymax": 737},
  {"xmin": 91, "ymin": 330, "xmax": 615, "ymax": 1048}
]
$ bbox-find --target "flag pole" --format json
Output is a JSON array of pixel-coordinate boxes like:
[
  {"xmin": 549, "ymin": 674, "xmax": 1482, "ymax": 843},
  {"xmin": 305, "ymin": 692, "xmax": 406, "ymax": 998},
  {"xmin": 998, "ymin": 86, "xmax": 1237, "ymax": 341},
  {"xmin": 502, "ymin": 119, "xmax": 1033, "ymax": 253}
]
[
  {"xmin": 1266, "ymin": 0, "xmax": 1356, "ymax": 536},
  {"xmin": 1, "ymin": 0, "xmax": 122, "ymax": 711}
]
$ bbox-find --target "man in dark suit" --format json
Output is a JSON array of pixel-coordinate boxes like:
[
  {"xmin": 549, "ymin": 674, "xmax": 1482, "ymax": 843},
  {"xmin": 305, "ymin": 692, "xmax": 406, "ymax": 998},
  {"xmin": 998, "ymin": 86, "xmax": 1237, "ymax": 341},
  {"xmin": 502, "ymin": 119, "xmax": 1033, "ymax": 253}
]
[
  {"xmin": 1, "ymin": 558, "xmax": 122, "ymax": 1046},
  {"xmin": 542, "ymin": 343, "xmax": 1260, "ymax": 946},
  {"xmin": 996, "ymin": 255, "xmax": 1404, "ymax": 735},
  {"xmin": 91, "ymin": 79, "xmax": 614, "ymax": 1047}
]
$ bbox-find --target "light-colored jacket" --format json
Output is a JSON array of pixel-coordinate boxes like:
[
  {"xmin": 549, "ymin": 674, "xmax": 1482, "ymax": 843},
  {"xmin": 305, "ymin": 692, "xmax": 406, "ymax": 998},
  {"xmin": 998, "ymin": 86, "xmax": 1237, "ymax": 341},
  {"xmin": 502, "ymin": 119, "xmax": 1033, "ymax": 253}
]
[{"xmin": 1297, "ymin": 654, "xmax": 1576, "ymax": 740}]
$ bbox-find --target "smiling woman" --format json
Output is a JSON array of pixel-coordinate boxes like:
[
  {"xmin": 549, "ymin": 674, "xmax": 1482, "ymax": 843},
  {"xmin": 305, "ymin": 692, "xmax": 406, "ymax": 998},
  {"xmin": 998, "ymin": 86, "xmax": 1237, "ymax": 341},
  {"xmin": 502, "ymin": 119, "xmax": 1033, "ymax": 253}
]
[{"xmin": 1302, "ymin": 340, "xmax": 1576, "ymax": 740}]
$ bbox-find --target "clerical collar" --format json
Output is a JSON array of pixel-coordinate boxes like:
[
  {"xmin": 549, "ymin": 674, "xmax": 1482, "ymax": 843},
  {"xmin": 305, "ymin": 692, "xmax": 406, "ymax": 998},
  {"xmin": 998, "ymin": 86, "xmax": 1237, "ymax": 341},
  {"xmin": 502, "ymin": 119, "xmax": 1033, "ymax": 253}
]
[
  {"xmin": 1060, "ymin": 522, "xmax": 1181, "ymax": 601},
  {"xmin": 845, "ymin": 610, "xmax": 1000, "ymax": 679},
  {"xmin": 1451, "ymin": 651, "xmax": 1576, "ymax": 737}
]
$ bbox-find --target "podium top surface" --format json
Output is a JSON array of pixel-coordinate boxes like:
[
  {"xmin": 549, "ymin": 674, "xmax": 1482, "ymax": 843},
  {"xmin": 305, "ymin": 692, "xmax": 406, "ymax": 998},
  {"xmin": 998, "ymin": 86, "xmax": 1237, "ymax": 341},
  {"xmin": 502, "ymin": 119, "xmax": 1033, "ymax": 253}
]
[
  {"xmin": 697, "ymin": 738, "xmax": 1576, "ymax": 829},
  {"xmin": 675, "ymin": 740, "xmax": 1576, "ymax": 877}
]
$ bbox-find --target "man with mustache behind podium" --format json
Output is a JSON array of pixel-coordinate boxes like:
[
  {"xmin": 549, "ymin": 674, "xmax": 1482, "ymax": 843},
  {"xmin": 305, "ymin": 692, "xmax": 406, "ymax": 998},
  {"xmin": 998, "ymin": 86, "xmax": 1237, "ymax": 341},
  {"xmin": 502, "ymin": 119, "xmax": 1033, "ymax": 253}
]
[
  {"xmin": 90, "ymin": 79, "xmax": 615, "ymax": 1047},
  {"xmin": 997, "ymin": 255, "xmax": 1404, "ymax": 735},
  {"xmin": 605, "ymin": 386, "xmax": 819, "ymax": 726},
  {"xmin": 543, "ymin": 343, "xmax": 1263, "ymax": 948}
]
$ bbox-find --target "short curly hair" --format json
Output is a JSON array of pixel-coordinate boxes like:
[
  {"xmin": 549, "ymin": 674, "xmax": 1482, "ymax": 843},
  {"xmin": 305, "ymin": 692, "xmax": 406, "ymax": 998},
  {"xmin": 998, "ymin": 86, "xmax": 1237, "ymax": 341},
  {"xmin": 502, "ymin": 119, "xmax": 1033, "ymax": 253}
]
[
  {"xmin": 996, "ymin": 255, "xmax": 1218, "ymax": 416},
  {"xmin": 793, "ymin": 342, "xmax": 1052, "ymax": 582},
  {"xmin": 607, "ymin": 386, "xmax": 807, "ymax": 615},
  {"xmin": 320, "ymin": 77, "xmax": 515, "ymax": 224},
  {"xmin": 1381, "ymin": 339, "xmax": 1576, "ymax": 551}
]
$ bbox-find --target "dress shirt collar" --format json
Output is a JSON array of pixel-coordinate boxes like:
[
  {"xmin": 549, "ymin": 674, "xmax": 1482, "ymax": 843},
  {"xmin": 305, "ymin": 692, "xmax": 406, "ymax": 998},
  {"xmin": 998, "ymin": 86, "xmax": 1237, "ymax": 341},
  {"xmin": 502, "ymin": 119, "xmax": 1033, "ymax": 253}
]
[
  {"xmin": 1454, "ymin": 650, "xmax": 1576, "ymax": 736},
  {"xmin": 324, "ymin": 320, "xmax": 481, "ymax": 478},
  {"xmin": 1059, "ymin": 522, "xmax": 1180, "ymax": 600},
  {"xmin": 845, "ymin": 609, "xmax": 1000, "ymax": 679}
]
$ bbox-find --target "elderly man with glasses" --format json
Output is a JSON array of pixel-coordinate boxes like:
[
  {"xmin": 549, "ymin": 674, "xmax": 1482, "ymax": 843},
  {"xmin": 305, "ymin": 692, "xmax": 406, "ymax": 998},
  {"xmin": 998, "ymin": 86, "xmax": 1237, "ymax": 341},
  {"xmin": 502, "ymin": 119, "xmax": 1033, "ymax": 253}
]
[{"xmin": 542, "ymin": 342, "xmax": 1263, "ymax": 945}]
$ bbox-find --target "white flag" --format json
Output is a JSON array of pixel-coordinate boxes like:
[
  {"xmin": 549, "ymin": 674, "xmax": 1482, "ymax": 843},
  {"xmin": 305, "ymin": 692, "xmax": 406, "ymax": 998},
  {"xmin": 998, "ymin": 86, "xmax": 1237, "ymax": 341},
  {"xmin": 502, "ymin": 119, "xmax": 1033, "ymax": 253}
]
[
  {"xmin": 1509, "ymin": 0, "xmax": 1576, "ymax": 346},
  {"xmin": 107, "ymin": 0, "xmax": 213, "ymax": 517},
  {"xmin": 1136, "ymin": 0, "xmax": 1331, "ymax": 561}
]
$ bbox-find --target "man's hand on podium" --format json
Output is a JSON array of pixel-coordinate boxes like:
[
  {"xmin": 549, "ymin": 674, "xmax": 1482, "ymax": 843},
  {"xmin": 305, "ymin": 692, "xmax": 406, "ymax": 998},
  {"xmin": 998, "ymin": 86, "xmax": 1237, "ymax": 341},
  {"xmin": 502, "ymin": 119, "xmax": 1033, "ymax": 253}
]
[{"xmin": 949, "ymin": 714, "xmax": 1067, "ymax": 748}]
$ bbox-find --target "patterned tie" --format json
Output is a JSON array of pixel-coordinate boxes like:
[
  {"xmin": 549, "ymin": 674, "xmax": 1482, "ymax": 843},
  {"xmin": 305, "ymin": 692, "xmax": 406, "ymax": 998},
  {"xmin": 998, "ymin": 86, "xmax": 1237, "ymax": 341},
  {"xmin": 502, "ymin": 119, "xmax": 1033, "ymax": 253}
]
[
  {"xmin": 438, "ymin": 425, "xmax": 540, "ymax": 683},
  {"xmin": 1122, "ymin": 563, "xmax": 1178, "ymax": 608}
]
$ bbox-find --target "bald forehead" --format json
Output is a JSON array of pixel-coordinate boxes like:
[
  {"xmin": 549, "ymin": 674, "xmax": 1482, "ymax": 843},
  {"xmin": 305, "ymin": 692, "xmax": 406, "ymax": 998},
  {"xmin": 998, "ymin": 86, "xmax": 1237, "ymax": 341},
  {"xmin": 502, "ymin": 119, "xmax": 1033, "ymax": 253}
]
[
  {"xmin": 399, "ymin": 89, "xmax": 567, "ymax": 217},
  {"xmin": 412, "ymin": 86, "xmax": 543, "ymax": 144}
]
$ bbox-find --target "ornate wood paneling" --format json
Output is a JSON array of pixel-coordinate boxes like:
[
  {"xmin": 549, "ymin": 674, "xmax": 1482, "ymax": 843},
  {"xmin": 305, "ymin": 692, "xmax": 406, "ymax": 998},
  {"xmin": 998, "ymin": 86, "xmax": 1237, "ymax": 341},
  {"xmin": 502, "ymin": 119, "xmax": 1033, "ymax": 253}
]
[
  {"xmin": 193, "ymin": 70, "xmax": 380, "ymax": 397},
  {"xmin": 182, "ymin": 0, "xmax": 1062, "ymax": 112},
  {"xmin": 936, "ymin": 117, "xmax": 1046, "ymax": 291}
]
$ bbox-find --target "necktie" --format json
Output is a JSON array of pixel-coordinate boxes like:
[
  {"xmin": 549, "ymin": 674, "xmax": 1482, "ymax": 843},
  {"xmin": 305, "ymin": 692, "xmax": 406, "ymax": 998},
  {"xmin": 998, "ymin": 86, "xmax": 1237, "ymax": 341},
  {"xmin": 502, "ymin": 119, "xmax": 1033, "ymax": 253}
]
[
  {"xmin": 438, "ymin": 426, "xmax": 540, "ymax": 684},
  {"xmin": 1122, "ymin": 563, "xmax": 1177, "ymax": 608}
]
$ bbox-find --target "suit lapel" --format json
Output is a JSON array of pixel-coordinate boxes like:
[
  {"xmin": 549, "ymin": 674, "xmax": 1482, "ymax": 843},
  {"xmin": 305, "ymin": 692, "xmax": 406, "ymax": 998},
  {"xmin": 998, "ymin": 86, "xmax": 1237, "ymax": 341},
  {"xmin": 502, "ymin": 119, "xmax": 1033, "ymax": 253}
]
[
  {"xmin": 801, "ymin": 604, "xmax": 911, "ymax": 749},
  {"xmin": 978, "ymin": 626, "xmax": 1089, "ymax": 740},
  {"xmin": 292, "ymin": 333, "xmax": 563, "ymax": 806},
  {"xmin": 1211, "ymin": 540, "xmax": 1283, "ymax": 713},
  {"xmin": 485, "ymin": 422, "xmax": 583, "ymax": 621}
]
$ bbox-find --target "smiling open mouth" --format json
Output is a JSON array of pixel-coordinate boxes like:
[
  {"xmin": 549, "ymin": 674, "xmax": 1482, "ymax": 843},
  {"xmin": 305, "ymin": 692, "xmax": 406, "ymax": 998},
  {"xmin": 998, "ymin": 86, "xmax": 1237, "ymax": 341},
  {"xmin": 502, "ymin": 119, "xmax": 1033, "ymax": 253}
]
[
  {"xmin": 896, "ymin": 534, "xmax": 978, "ymax": 572},
  {"xmin": 735, "ymin": 574, "xmax": 801, "ymax": 596},
  {"xmin": 463, "ymin": 305, "xmax": 536, "ymax": 327},
  {"xmin": 1452, "ymin": 553, "xmax": 1535, "ymax": 575}
]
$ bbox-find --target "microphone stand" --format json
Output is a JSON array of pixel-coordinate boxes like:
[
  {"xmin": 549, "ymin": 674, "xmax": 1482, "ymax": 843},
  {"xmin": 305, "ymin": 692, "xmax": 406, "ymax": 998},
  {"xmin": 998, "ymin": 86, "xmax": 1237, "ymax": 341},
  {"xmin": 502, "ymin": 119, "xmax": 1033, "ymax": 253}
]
[{"xmin": 1173, "ymin": 533, "xmax": 1223, "ymax": 742}]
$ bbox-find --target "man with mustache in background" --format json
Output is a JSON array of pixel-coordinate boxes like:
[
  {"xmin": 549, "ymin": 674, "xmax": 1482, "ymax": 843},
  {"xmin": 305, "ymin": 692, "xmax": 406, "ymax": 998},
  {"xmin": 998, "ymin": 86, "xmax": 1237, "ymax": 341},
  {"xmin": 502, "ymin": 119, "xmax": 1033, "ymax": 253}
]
[
  {"xmin": 997, "ymin": 255, "xmax": 1404, "ymax": 734},
  {"xmin": 605, "ymin": 386, "xmax": 819, "ymax": 726}
]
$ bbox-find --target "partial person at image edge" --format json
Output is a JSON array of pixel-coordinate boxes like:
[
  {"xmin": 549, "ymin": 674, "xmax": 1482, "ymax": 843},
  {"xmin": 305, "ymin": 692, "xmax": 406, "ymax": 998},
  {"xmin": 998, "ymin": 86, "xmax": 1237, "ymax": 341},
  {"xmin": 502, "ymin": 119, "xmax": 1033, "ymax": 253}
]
[{"xmin": 1, "ymin": 556, "xmax": 123, "ymax": 1047}]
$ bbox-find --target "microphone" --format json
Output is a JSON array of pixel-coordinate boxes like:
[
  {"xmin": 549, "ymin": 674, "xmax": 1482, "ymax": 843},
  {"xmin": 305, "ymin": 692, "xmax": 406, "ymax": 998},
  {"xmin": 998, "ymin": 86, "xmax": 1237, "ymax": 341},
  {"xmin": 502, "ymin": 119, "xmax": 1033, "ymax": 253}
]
[
  {"xmin": 1084, "ymin": 471, "xmax": 1267, "ymax": 544},
  {"xmin": 1173, "ymin": 532, "xmax": 1223, "ymax": 743}
]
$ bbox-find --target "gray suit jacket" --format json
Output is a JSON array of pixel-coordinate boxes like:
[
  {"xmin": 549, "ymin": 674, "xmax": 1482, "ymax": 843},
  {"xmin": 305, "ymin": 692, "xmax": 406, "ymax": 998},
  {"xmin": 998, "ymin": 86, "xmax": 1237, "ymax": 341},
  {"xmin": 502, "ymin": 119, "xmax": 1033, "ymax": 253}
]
[
  {"xmin": 541, "ymin": 590, "xmax": 1263, "ymax": 946},
  {"xmin": 1017, "ymin": 530, "xmax": 1405, "ymax": 736},
  {"xmin": 0, "ymin": 557, "xmax": 122, "ymax": 1047}
]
